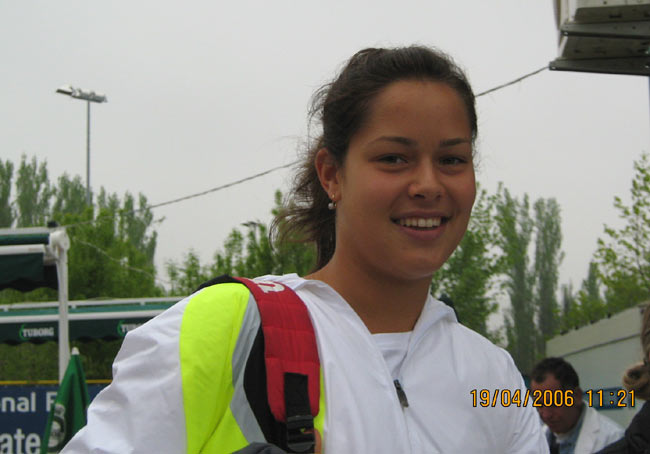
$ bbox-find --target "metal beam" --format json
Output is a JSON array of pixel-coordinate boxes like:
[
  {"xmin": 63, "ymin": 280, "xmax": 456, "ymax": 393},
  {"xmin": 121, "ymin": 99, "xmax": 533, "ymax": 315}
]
[
  {"xmin": 560, "ymin": 21, "xmax": 650, "ymax": 39},
  {"xmin": 549, "ymin": 56, "xmax": 650, "ymax": 76}
]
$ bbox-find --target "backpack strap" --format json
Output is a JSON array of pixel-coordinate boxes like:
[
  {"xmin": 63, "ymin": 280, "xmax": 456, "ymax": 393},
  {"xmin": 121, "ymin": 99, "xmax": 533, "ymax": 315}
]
[{"xmin": 235, "ymin": 277, "xmax": 319, "ymax": 453}]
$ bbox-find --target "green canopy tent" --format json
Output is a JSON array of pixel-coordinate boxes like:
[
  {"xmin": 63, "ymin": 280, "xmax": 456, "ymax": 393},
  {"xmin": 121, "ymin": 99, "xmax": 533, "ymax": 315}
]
[
  {"xmin": 0, "ymin": 297, "xmax": 180, "ymax": 344},
  {"xmin": 0, "ymin": 227, "xmax": 183, "ymax": 380},
  {"xmin": 0, "ymin": 227, "xmax": 71, "ymax": 381}
]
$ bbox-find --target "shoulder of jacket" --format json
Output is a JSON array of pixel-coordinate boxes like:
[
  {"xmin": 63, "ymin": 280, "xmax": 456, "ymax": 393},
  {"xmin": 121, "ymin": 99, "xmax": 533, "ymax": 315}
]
[
  {"xmin": 179, "ymin": 281, "xmax": 256, "ymax": 347},
  {"xmin": 186, "ymin": 280, "xmax": 253, "ymax": 312},
  {"xmin": 447, "ymin": 322, "xmax": 512, "ymax": 363},
  {"xmin": 583, "ymin": 406, "xmax": 624, "ymax": 436},
  {"xmin": 596, "ymin": 409, "xmax": 624, "ymax": 433}
]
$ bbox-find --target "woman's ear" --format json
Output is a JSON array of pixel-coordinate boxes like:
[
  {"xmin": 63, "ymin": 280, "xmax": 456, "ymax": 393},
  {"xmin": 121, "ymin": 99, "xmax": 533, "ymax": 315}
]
[{"xmin": 314, "ymin": 148, "xmax": 341, "ymax": 200}]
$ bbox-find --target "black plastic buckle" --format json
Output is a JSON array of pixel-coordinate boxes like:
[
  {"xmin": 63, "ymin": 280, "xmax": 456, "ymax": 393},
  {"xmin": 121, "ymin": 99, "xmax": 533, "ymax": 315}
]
[{"xmin": 286, "ymin": 414, "xmax": 315, "ymax": 453}]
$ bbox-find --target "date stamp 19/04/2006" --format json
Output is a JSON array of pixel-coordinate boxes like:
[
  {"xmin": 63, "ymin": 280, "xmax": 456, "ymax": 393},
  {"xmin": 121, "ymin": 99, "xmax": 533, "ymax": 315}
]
[{"xmin": 470, "ymin": 388, "xmax": 636, "ymax": 408}]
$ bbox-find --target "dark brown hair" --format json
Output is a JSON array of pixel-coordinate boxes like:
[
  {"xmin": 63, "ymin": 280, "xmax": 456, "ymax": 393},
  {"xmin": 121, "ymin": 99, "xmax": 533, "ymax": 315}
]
[
  {"xmin": 531, "ymin": 357, "xmax": 580, "ymax": 390},
  {"xmin": 272, "ymin": 46, "xmax": 477, "ymax": 271}
]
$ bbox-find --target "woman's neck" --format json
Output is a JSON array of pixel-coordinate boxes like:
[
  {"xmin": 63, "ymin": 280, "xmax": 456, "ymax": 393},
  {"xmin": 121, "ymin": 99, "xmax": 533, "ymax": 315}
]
[{"xmin": 307, "ymin": 256, "xmax": 432, "ymax": 333}]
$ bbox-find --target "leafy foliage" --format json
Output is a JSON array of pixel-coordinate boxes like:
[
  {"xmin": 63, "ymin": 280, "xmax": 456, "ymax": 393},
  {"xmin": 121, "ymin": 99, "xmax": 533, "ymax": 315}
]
[
  {"xmin": 492, "ymin": 185, "xmax": 567, "ymax": 372},
  {"xmin": 533, "ymin": 198, "xmax": 563, "ymax": 355},
  {"xmin": 559, "ymin": 282, "xmax": 577, "ymax": 332},
  {"xmin": 0, "ymin": 159, "xmax": 13, "ymax": 228},
  {"xmin": 0, "ymin": 156, "xmax": 161, "ymax": 380},
  {"xmin": 430, "ymin": 185, "xmax": 500, "ymax": 340},
  {"xmin": 166, "ymin": 191, "xmax": 316, "ymax": 295},
  {"xmin": 166, "ymin": 249, "xmax": 210, "ymax": 296},
  {"xmin": 595, "ymin": 152, "xmax": 650, "ymax": 313},
  {"xmin": 15, "ymin": 154, "xmax": 54, "ymax": 228},
  {"xmin": 577, "ymin": 261, "xmax": 607, "ymax": 322},
  {"xmin": 495, "ymin": 186, "xmax": 537, "ymax": 373},
  {"xmin": 52, "ymin": 173, "xmax": 87, "ymax": 218}
]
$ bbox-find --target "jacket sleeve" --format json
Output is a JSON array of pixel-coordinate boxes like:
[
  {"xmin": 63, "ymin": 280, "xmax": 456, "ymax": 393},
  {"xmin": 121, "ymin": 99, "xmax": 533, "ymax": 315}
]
[
  {"xmin": 507, "ymin": 393, "xmax": 551, "ymax": 453},
  {"xmin": 60, "ymin": 297, "xmax": 190, "ymax": 454},
  {"xmin": 501, "ymin": 353, "xmax": 551, "ymax": 454}
]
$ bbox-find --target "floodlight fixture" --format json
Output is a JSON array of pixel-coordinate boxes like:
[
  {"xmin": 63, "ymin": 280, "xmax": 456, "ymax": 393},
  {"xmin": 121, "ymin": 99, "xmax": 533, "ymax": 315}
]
[
  {"xmin": 56, "ymin": 85, "xmax": 107, "ymax": 103},
  {"xmin": 56, "ymin": 85, "xmax": 108, "ymax": 205}
]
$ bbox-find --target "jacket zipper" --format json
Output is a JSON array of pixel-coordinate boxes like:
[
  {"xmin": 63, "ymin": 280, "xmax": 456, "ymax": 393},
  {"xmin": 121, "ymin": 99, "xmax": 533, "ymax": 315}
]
[{"xmin": 394, "ymin": 379, "xmax": 410, "ymax": 408}]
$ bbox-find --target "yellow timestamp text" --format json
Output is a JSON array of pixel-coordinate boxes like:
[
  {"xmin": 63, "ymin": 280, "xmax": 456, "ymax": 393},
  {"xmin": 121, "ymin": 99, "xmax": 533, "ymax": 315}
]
[
  {"xmin": 470, "ymin": 389, "xmax": 576, "ymax": 407},
  {"xmin": 585, "ymin": 389, "xmax": 635, "ymax": 408}
]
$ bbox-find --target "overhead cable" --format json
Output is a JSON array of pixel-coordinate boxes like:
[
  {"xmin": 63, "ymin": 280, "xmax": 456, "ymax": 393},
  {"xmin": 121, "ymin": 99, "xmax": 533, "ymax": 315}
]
[
  {"xmin": 62, "ymin": 161, "xmax": 297, "ymax": 230},
  {"xmin": 147, "ymin": 161, "xmax": 297, "ymax": 210},
  {"xmin": 59, "ymin": 64, "xmax": 548, "ymax": 279},
  {"xmin": 75, "ymin": 238, "xmax": 171, "ymax": 286},
  {"xmin": 476, "ymin": 66, "xmax": 547, "ymax": 98},
  {"xmin": 63, "ymin": 65, "xmax": 547, "ymax": 231}
]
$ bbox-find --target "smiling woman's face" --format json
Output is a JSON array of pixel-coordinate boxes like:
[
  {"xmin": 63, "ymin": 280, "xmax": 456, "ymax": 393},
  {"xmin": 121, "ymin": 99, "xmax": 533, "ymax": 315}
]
[{"xmin": 325, "ymin": 79, "xmax": 476, "ymax": 284}]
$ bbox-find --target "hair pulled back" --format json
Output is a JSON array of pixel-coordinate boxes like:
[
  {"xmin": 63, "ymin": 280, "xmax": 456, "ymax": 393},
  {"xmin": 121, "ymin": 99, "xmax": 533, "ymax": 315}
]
[
  {"xmin": 272, "ymin": 46, "xmax": 477, "ymax": 271},
  {"xmin": 622, "ymin": 303, "xmax": 650, "ymax": 400}
]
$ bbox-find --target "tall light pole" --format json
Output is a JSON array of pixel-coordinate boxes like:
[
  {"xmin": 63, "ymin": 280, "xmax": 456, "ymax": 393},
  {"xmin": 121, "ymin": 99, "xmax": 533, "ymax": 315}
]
[{"xmin": 56, "ymin": 85, "xmax": 107, "ymax": 206}]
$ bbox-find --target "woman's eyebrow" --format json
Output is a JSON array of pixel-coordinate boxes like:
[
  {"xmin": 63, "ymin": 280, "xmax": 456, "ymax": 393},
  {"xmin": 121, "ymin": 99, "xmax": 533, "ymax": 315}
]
[
  {"xmin": 370, "ymin": 136, "xmax": 417, "ymax": 147},
  {"xmin": 370, "ymin": 136, "xmax": 472, "ymax": 148},
  {"xmin": 440, "ymin": 138, "xmax": 472, "ymax": 147}
]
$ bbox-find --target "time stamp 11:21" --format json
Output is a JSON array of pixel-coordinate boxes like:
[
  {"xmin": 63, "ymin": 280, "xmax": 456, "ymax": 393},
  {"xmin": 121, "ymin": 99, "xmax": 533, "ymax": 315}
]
[{"xmin": 470, "ymin": 388, "xmax": 635, "ymax": 408}]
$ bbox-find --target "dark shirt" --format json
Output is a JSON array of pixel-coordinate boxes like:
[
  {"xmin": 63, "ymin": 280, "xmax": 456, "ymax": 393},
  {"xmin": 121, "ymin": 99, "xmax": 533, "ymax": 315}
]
[{"xmin": 596, "ymin": 401, "xmax": 650, "ymax": 454}]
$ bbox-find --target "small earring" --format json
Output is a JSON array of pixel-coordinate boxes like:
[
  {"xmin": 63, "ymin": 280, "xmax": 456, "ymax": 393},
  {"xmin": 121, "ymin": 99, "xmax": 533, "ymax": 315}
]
[{"xmin": 328, "ymin": 193, "xmax": 337, "ymax": 210}]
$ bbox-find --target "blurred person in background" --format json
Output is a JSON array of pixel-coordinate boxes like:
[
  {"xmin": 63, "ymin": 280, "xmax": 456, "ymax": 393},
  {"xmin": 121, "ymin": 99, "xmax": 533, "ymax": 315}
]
[
  {"xmin": 531, "ymin": 357, "xmax": 624, "ymax": 454},
  {"xmin": 597, "ymin": 303, "xmax": 650, "ymax": 454}
]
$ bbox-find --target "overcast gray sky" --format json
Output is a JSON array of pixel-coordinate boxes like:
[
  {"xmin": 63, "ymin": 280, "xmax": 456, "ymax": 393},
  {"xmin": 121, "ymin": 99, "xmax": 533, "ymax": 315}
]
[{"xmin": 1, "ymin": 1, "xmax": 648, "ymax": 311}]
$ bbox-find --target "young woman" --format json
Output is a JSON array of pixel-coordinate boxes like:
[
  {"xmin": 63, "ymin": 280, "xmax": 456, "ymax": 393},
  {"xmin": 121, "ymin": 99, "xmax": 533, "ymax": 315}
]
[{"xmin": 61, "ymin": 46, "xmax": 548, "ymax": 454}]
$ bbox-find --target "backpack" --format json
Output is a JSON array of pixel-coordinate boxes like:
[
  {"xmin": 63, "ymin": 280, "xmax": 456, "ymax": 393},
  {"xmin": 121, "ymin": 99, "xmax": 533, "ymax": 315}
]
[
  {"xmin": 196, "ymin": 276, "xmax": 319, "ymax": 453},
  {"xmin": 196, "ymin": 275, "xmax": 457, "ymax": 453}
]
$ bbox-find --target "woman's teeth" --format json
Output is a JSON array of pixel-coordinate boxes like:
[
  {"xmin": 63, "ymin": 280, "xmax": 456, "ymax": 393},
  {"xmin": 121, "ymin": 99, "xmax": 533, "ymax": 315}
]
[{"xmin": 399, "ymin": 217, "xmax": 442, "ymax": 228}]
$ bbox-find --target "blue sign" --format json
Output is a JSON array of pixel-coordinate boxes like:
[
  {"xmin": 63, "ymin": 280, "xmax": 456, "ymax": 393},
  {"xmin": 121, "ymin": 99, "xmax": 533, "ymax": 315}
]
[{"xmin": 0, "ymin": 384, "xmax": 105, "ymax": 454}]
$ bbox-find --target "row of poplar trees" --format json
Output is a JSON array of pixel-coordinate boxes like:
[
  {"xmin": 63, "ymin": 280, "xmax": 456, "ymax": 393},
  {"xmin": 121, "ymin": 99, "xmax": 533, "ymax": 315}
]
[{"xmin": 1, "ymin": 153, "xmax": 649, "ymax": 377}]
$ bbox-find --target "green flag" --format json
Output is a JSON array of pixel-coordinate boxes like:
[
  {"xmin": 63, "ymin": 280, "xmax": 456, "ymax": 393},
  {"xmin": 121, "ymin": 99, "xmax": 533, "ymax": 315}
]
[{"xmin": 41, "ymin": 347, "xmax": 90, "ymax": 453}]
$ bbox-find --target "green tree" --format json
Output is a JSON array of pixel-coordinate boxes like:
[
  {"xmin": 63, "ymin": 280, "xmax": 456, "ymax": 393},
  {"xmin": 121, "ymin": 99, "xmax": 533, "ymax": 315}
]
[
  {"xmin": 15, "ymin": 154, "xmax": 53, "ymax": 227},
  {"xmin": 595, "ymin": 153, "xmax": 650, "ymax": 314},
  {"xmin": 0, "ymin": 159, "xmax": 13, "ymax": 227},
  {"xmin": 496, "ymin": 186, "xmax": 537, "ymax": 373},
  {"xmin": 213, "ymin": 191, "xmax": 316, "ymax": 277},
  {"xmin": 268, "ymin": 191, "xmax": 317, "ymax": 276},
  {"xmin": 0, "ymin": 156, "xmax": 162, "ymax": 380},
  {"xmin": 559, "ymin": 282, "xmax": 577, "ymax": 332},
  {"xmin": 166, "ymin": 250, "xmax": 211, "ymax": 296},
  {"xmin": 576, "ymin": 261, "xmax": 607, "ymax": 324},
  {"xmin": 430, "ymin": 185, "xmax": 500, "ymax": 340},
  {"xmin": 61, "ymin": 190, "xmax": 160, "ymax": 300},
  {"xmin": 212, "ymin": 229, "xmax": 246, "ymax": 277},
  {"xmin": 533, "ymin": 198, "xmax": 563, "ymax": 355},
  {"xmin": 167, "ymin": 190, "xmax": 316, "ymax": 293},
  {"xmin": 52, "ymin": 173, "xmax": 87, "ymax": 218}
]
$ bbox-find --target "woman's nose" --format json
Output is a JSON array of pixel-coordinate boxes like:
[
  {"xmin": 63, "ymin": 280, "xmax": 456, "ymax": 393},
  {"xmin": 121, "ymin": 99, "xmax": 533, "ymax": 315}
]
[{"xmin": 407, "ymin": 164, "xmax": 443, "ymax": 200}]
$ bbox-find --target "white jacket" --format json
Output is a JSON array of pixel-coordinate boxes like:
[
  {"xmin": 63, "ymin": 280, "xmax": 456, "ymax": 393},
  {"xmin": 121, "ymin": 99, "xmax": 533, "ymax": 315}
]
[
  {"xmin": 64, "ymin": 274, "xmax": 548, "ymax": 453},
  {"xmin": 288, "ymin": 275, "xmax": 548, "ymax": 453}
]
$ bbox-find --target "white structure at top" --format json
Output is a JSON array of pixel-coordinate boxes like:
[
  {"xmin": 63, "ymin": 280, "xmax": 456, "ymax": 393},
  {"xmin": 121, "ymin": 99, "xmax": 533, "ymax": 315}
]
[
  {"xmin": 556, "ymin": 0, "xmax": 650, "ymax": 24},
  {"xmin": 551, "ymin": 0, "xmax": 650, "ymax": 75}
]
